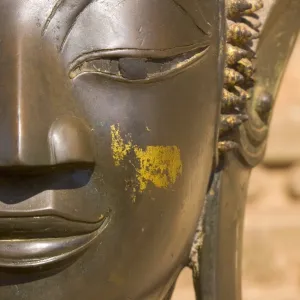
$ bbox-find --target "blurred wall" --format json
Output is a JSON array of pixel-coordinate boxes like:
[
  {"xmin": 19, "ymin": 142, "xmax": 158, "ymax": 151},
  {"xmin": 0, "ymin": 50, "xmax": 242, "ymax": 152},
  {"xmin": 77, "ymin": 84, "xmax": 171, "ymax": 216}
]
[{"xmin": 172, "ymin": 36, "xmax": 300, "ymax": 300}]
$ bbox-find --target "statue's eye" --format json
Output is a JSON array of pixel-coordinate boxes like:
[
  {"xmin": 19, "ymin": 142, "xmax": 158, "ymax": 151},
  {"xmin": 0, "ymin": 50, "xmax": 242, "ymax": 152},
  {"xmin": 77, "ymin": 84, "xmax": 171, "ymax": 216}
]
[{"xmin": 69, "ymin": 46, "xmax": 209, "ymax": 83}]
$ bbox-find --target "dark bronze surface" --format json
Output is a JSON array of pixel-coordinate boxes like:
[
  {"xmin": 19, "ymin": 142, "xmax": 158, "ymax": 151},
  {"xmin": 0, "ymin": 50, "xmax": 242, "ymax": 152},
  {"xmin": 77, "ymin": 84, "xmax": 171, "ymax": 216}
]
[{"xmin": 0, "ymin": 0, "xmax": 299, "ymax": 299}]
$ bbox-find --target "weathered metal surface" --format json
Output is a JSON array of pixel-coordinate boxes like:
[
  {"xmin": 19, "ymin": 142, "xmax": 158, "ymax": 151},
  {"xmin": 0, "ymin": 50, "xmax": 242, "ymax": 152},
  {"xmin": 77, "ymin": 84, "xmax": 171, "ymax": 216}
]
[{"xmin": 0, "ymin": 1, "xmax": 299, "ymax": 299}]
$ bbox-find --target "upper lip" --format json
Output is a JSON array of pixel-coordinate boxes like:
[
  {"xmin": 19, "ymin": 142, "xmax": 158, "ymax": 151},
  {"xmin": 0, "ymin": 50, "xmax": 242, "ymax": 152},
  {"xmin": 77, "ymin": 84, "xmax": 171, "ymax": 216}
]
[{"xmin": 0, "ymin": 215, "xmax": 107, "ymax": 239}]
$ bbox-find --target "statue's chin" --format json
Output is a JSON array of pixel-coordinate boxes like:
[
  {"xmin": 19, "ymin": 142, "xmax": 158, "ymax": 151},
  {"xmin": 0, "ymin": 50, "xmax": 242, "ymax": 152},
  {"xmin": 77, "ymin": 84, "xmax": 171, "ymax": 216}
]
[{"xmin": 0, "ymin": 216, "xmax": 110, "ymax": 268}]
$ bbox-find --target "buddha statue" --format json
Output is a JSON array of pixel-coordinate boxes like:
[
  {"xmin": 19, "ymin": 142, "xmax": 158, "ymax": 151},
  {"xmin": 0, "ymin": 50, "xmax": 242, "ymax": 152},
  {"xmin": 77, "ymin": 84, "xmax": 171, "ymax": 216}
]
[{"xmin": 0, "ymin": 0, "xmax": 299, "ymax": 299}]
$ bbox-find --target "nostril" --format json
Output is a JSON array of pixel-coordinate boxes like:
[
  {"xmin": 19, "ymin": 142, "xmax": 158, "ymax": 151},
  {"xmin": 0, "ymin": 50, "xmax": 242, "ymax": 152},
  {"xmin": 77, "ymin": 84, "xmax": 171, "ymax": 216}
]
[{"xmin": 49, "ymin": 115, "xmax": 95, "ymax": 165}]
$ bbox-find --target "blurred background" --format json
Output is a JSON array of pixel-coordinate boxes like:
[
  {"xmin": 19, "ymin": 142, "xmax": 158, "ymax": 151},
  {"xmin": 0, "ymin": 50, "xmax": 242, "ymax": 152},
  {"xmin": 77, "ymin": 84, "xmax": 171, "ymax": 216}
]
[{"xmin": 172, "ymin": 36, "xmax": 300, "ymax": 300}]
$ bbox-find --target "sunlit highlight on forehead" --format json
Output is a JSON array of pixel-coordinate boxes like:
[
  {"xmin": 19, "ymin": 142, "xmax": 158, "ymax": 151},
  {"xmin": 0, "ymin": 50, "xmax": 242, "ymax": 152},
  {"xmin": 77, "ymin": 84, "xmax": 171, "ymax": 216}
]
[{"xmin": 43, "ymin": 0, "xmax": 211, "ymax": 36}]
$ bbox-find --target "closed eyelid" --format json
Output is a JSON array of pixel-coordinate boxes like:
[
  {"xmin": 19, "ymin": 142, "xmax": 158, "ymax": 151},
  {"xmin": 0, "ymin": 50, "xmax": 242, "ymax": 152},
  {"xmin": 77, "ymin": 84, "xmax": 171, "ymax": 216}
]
[
  {"xmin": 68, "ymin": 41, "xmax": 210, "ymax": 70},
  {"xmin": 69, "ymin": 45, "xmax": 209, "ymax": 83}
]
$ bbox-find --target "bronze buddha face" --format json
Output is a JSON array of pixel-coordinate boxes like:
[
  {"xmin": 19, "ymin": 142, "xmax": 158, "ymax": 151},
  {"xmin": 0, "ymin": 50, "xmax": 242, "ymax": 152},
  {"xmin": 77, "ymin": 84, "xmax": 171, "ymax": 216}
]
[{"xmin": 0, "ymin": 0, "xmax": 225, "ymax": 299}]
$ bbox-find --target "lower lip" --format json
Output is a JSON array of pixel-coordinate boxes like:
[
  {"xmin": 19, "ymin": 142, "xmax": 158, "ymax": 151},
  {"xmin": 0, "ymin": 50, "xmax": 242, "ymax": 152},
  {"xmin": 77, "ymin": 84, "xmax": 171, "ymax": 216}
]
[{"xmin": 0, "ymin": 217, "xmax": 110, "ymax": 268}]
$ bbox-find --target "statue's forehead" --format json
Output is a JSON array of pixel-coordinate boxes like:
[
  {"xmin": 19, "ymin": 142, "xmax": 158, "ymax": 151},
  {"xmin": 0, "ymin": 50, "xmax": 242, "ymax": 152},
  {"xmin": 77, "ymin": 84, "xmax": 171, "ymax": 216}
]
[
  {"xmin": 41, "ymin": 0, "xmax": 212, "ymax": 62},
  {"xmin": 0, "ymin": 0, "xmax": 213, "ymax": 66},
  {"xmin": 42, "ymin": 0, "xmax": 210, "ymax": 32}
]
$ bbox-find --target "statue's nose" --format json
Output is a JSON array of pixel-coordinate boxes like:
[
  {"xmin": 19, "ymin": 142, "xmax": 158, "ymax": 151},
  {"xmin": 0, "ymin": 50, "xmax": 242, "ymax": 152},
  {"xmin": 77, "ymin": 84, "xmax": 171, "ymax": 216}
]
[
  {"xmin": 0, "ymin": 36, "xmax": 94, "ymax": 167},
  {"xmin": 49, "ymin": 116, "xmax": 94, "ymax": 165},
  {"xmin": 0, "ymin": 96, "xmax": 94, "ymax": 167}
]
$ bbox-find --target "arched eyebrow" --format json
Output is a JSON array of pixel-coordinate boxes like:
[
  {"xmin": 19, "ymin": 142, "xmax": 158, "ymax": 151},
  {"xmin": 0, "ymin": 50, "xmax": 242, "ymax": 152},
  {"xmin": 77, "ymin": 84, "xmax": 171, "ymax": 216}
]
[
  {"xmin": 42, "ymin": 0, "xmax": 65, "ymax": 35},
  {"xmin": 172, "ymin": 0, "xmax": 211, "ymax": 35},
  {"xmin": 42, "ymin": 0, "xmax": 92, "ymax": 37}
]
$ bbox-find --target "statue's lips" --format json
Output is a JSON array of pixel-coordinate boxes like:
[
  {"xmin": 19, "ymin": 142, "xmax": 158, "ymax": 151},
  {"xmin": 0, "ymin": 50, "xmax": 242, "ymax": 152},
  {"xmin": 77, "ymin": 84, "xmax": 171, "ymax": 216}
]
[{"xmin": 0, "ymin": 215, "xmax": 110, "ymax": 268}]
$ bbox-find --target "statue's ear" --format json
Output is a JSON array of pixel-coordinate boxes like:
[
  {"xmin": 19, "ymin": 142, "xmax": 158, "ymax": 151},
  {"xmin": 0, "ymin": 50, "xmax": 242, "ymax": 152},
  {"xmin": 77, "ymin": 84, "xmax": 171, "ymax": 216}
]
[
  {"xmin": 188, "ymin": 1, "xmax": 300, "ymax": 300},
  {"xmin": 220, "ymin": 0, "xmax": 300, "ymax": 168}
]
